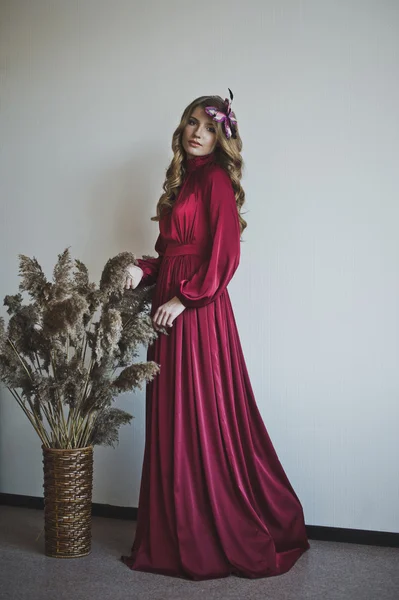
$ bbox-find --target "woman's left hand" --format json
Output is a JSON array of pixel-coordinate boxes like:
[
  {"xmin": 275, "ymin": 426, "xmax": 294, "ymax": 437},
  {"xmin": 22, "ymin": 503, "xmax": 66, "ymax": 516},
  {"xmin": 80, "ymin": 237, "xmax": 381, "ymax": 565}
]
[{"xmin": 152, "ymin": 296, "xmax": 186, "ymax": 331}]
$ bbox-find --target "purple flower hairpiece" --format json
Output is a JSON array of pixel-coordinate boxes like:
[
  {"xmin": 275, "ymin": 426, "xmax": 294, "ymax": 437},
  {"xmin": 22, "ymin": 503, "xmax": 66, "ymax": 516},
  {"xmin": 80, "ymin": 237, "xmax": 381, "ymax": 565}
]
[{"xmin": 205, "ymin": 88, "xmax": 238, "ymax": 140}]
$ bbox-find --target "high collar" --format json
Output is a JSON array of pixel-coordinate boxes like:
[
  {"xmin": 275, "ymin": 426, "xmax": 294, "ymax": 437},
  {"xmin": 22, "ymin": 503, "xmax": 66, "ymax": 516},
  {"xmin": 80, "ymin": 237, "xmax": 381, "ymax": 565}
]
[{"xmin": 186, "ymin": 151, "xmax": 216, "ymax": 173}]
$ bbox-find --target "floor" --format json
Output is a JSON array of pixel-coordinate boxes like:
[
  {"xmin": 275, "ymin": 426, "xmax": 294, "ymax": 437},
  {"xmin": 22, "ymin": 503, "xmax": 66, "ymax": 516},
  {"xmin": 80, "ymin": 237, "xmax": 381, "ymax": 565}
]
[{"xmin": 1, "ymin": 505, "xmax": 398, "ymax": 600}]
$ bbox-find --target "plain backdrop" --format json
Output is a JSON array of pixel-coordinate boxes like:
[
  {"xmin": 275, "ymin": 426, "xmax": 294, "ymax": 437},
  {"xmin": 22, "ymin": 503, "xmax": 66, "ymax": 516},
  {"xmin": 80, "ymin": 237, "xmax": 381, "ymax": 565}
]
[{"xmin": 1, "ymin": 0, "xmax": 398, "ymax": 533}]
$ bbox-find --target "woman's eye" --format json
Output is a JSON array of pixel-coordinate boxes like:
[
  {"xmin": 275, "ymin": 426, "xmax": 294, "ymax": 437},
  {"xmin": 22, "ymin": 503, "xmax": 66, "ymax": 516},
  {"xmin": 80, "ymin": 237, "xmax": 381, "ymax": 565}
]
[{"xmin": 187, "ymin": 118, "xmax": 215, "ymax": 133}]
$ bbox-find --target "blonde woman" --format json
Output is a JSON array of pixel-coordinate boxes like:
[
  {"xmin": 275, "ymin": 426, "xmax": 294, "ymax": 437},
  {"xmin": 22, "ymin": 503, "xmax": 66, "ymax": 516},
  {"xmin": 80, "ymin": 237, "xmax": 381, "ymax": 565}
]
[{"xmin": 121, "ymin": 91, "xmax": 310, "ymax": 580}]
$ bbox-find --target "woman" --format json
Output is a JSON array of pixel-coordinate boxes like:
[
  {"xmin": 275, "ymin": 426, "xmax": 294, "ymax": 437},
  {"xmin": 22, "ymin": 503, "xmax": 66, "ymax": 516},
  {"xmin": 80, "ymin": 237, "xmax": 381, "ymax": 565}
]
[{"xmin": 121, "ymin": 90, "xmax": 310, "ymax": 580}]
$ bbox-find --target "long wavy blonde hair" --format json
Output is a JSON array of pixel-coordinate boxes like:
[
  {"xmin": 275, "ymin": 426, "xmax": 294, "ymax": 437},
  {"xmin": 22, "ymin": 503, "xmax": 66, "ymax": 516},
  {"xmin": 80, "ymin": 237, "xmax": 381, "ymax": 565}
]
[{"xmin": 151, "ymin": 94, "xmax": 247, "ymax": 236}]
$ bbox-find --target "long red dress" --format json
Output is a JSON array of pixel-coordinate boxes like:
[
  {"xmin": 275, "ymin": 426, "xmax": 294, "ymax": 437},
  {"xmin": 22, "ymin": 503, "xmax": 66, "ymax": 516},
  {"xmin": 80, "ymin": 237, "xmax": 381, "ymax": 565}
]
[{"xmin": 121, "ymin": 150, "xmax": 310, "ymax": 580}]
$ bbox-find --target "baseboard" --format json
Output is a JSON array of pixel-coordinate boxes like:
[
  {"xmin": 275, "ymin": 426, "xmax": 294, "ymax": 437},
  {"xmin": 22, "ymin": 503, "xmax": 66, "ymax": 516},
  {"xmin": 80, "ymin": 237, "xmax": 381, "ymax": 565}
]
[
  {"xmin": 304, "ymin": 524, "xmax": 399, "ymax": 548},
  {"xmin": 0, "ymin": 492, "xmax": 137, "ymax": 520},
  {"xmin": 1, "ymin": 492, "xmax": 398, "ymax": 548}
]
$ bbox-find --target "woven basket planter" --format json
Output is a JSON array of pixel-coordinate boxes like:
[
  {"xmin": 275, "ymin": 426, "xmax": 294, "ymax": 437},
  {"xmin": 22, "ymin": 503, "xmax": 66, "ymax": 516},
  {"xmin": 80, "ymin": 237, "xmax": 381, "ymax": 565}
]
[{"xmin": 42, "ymin": 445, "xmax": 93, "ymax": 558}]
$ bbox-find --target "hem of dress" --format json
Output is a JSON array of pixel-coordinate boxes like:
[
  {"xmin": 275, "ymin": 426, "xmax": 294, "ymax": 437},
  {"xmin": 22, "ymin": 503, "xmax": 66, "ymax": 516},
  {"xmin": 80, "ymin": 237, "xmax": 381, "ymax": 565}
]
[{"xmin": 120, "ymin": 542, "xmax": 310, "ymax": 581}]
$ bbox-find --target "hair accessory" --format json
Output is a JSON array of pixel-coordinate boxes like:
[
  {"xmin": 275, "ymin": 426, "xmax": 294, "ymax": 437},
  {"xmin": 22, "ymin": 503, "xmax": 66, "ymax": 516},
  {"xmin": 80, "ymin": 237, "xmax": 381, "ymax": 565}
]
[{"xmin": 205, "ymin": 88, "xmax": 237, "ymax": 139}]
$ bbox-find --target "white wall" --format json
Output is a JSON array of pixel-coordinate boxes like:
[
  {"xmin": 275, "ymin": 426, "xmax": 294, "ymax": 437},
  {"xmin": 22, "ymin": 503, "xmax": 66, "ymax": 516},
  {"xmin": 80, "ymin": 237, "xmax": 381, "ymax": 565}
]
[{"xmin": 1, "ymin": 0, "xmax": 398, "ymax": 533}]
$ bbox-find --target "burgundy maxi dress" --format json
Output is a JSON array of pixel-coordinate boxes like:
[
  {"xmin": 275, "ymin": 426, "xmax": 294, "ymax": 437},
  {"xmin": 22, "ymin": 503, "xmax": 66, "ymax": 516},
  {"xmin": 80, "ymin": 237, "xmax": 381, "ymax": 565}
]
[{"xmin": 121, "ymin": 150, "xmax": 310, "ymax": 580}]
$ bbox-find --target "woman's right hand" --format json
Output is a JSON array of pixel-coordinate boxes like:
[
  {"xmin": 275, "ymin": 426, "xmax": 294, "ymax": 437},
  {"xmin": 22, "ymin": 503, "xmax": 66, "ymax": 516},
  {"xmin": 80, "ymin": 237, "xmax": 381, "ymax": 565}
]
[{"xmin": 124, "ymin": 264, "xmax": 144, "ymax": 289}]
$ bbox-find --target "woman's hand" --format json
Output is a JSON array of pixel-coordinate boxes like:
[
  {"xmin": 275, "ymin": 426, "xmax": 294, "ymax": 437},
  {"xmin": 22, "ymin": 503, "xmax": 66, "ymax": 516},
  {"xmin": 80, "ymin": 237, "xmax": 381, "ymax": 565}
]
[
  {"xmin": 124, "ymin": 264, "xmax": 144, "ymax": 289},
  {"xmin": 152, "ymin": 296, "xmax": 186, "ymax": 331}
]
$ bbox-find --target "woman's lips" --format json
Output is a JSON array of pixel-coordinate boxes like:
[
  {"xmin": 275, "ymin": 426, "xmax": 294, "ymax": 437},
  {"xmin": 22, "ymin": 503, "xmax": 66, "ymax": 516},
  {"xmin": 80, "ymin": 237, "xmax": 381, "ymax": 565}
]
[{"xmin": 189, "ymin": 140, "xmax": 202, "ymax": 147}]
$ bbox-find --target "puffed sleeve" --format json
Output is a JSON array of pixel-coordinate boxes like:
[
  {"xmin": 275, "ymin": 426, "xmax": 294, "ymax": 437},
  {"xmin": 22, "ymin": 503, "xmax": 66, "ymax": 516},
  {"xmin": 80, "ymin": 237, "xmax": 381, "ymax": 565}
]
[
  {"xmin": 176, "ymin": 168, "xmax": 241, "ymax": 308},
  {"xmin": 135, "ymin": 232, "xmax": 166, "ymax": 286}
]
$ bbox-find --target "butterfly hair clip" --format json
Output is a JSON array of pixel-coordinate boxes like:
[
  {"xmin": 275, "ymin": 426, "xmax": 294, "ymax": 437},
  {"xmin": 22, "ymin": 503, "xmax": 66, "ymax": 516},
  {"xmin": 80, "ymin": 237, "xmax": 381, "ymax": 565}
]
[{"xmin": 205, "ymin": 88, "xmax": 238, "ymax": 140}]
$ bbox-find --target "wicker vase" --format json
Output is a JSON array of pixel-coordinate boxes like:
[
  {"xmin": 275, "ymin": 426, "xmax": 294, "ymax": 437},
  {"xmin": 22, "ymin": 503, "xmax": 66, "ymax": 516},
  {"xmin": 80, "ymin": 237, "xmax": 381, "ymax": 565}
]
[{"xmin": 42, "ymin": 445, "xmax": 93, "ymax": 558}]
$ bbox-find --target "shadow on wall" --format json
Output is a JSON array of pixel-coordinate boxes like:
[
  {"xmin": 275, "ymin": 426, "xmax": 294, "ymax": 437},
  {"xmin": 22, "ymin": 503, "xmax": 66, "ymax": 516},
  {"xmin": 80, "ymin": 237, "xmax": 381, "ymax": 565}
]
[
  {"xmin": 0, "ymin": 148, "xmax": 167, "ymax": 503},
  {"xmin": 85, "ymin": 146, "xmax": 168, "ymax": 271},
  {"xmin": 81, "ymin": 147, "xmax": 167, "ymax": 505}
]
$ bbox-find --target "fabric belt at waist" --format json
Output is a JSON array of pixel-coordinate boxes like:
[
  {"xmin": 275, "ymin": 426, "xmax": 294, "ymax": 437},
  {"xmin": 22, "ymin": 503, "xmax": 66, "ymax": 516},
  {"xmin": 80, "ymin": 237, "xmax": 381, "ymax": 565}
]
[{"xmin": 164, "ymin": 243, "xmax": 208, "ymax": 258}]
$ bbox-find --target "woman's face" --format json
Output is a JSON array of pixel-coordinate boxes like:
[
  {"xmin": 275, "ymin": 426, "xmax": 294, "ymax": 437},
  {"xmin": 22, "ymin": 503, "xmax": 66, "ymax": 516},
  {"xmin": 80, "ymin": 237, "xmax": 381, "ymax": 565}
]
[{"xmin": 182, "ymin": 106, "xmax": 218, "ymax": 159}]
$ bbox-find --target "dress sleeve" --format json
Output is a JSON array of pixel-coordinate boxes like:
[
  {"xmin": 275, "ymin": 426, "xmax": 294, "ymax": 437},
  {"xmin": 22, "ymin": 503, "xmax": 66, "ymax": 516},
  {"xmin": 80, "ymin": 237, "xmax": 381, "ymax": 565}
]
[
  {"xmin": 175, "ymin": 168, "xmax": 241, "ymax": 308},
  {"xmin": 135, "ymin": 232, "xmax": 166, "ymax": 286}
]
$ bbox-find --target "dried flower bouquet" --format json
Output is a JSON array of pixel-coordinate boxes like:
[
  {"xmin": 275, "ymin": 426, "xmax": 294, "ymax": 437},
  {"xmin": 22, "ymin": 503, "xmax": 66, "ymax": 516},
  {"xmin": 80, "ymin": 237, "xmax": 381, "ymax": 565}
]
[{"xmin": 0, "ymin": 248, "xmax": 162, "ymax": 449}]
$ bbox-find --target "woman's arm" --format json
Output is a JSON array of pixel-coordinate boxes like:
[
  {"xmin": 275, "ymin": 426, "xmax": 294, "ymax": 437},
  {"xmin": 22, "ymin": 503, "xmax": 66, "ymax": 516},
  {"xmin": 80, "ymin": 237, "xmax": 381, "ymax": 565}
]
[
  {"xmin": 175, "ymin": 168, "xmax": 241, "ymax": 308},
  {"xmin": 135, "ymin": 232, "xmax": 166, "ymax": 286}
]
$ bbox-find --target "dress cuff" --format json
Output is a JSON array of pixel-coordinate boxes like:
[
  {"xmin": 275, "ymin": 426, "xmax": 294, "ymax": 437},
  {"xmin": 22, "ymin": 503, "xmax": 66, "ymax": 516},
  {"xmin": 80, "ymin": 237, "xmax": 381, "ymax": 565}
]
[
  {"xmin": 134, "ymin": 260, "xmax": 152, "ymax": 284},
  {"xmin": 176, "ymin": 281, "xmax": 189, "ymax": 307}
]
